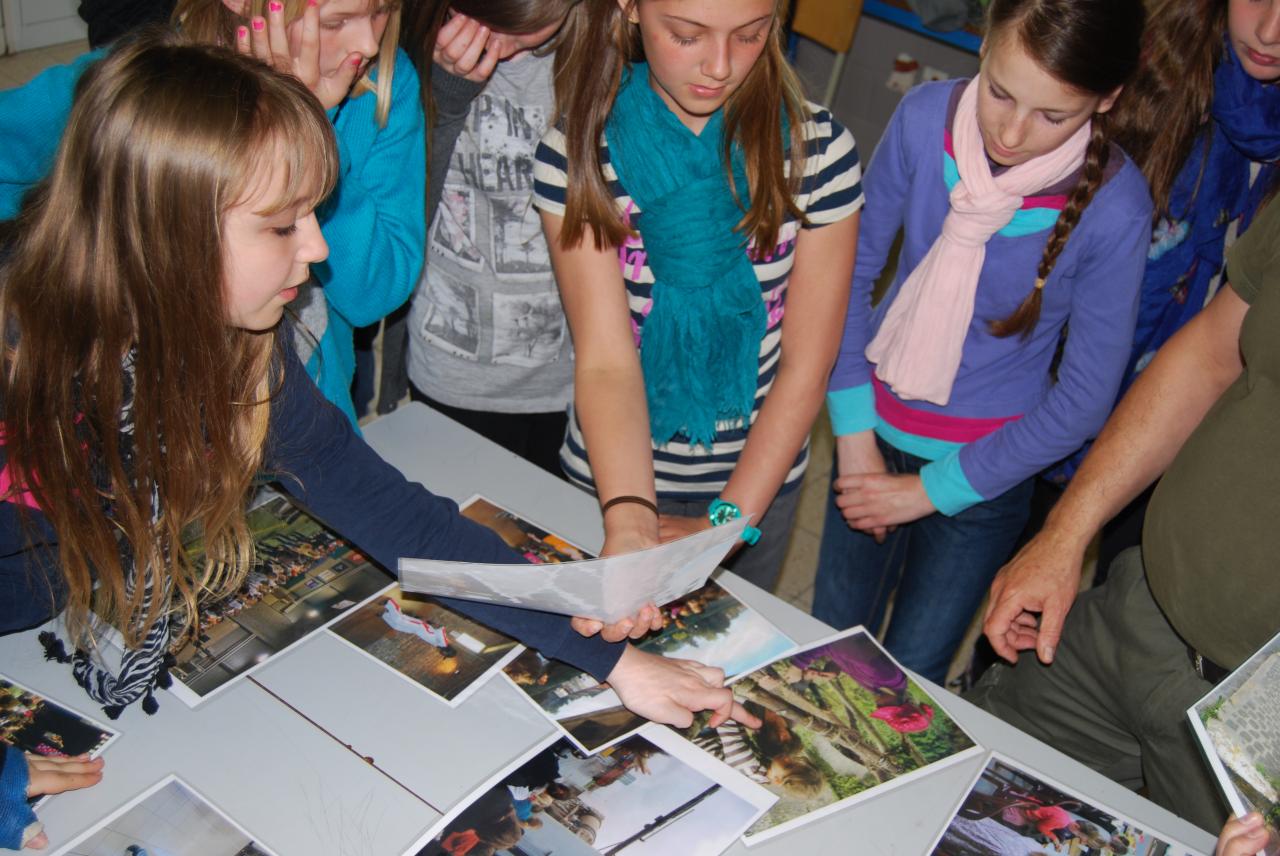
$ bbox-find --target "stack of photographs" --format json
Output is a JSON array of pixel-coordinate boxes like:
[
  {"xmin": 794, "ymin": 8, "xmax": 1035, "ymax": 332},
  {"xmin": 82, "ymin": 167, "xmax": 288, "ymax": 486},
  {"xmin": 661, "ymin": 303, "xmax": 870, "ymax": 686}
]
[
  {"xmin": 404, "ymin": 729, "xmax": 775, "ymax": 856},
  {"xmin": 928, "ymin": 753, "xmax": 1203, "ymax": 855},
  {"xmin": 1188, "ymin": 629, "xmax": 1280, "ymax": 856},
  {"xmin": 670, "ymin": 626, "xmax": 981, "ymax": 845},
  {"xmin": 57, "ymin": 775, "xmax": 277, "ymax": 855}
]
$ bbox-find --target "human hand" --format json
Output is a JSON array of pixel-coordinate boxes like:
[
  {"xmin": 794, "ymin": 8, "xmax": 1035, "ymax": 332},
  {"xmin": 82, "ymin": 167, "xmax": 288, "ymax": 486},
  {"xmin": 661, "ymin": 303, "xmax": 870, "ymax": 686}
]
[
  {"xmin": 657, "ymin": 513, "xmax": 711, "ymax": 543},
  {"xmin": 236, "ymin": 0, "xmax": 364, "ymax": 111},
  {"xmin": 1216, "ymin": 813, "xmax": 1273, "ymax": 856},
  {"xmin": 606, "ymin": 645, "xmax": 763, "ymax": 729},
  {"xmin": 982, "ymin": 527, "xmax": 1087, "ymax": 665},
  {"xmin": 433, "ymin": 13, "xmax": 501, "ymax": 83},
  {"xmin": 570, "ymin": 603, "xmax": 663, "ymax": 642},
  {"xmin": 20, "ymin": 754, "xmax": 104, "ymax": 850},
  {"xmin": 834, "ymin": 472, "xmax": 934, "ymax": 532},
  {"xmin": 834, "ymin": 431, "xmax": 892, "ymax": 542}
]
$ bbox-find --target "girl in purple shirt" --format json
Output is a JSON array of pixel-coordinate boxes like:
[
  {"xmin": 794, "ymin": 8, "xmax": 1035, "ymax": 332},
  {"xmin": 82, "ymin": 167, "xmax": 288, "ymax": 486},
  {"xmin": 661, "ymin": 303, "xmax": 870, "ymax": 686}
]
[{"xmin": 814, "ymin": 0, "xmax": 1153, "ymax": 683}]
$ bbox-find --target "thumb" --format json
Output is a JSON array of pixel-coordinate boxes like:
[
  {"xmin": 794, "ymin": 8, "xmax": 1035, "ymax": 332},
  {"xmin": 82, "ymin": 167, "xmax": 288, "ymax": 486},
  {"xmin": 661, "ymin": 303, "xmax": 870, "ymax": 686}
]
[
  {"xmin": 1036, "ymin": 599, "xmax": 1067, "ymax": 664},
  {"xmin": 329, "ymin": 52, "xmax": 364, "ymax": 95}
]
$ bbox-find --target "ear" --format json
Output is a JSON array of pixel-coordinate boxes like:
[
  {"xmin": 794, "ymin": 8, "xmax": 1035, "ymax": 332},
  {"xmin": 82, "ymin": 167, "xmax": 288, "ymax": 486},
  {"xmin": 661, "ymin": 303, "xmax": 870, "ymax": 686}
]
[
  {"xmin": 221, "ymin": 0, "xmax": 250, "ymax": 15},
  {"xmin": 616, "ymin": 0, "xmax": 639, "ymax": 25},
  {"xmin": 1096, "ymin": 84, "xmax": 1124, "ymax": 115}
]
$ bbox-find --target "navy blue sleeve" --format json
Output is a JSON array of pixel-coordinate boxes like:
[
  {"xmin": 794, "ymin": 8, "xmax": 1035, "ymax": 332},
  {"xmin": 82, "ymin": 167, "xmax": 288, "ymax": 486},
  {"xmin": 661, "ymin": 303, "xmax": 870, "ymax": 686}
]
[
  {"xmin": 264, "ymin": 335, "xmax": 626, "ymax": 681},
  {"xmin": 0, "ymin": 744, "xmax": 37, "ymax": 850}
]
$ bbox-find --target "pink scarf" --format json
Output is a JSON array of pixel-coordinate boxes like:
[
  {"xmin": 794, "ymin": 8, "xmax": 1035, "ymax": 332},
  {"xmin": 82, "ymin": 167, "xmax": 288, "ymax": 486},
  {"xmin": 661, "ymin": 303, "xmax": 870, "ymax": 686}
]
[{"xmin": 866, "ymin": 77, "xmax": 1092, "ymax": 405}]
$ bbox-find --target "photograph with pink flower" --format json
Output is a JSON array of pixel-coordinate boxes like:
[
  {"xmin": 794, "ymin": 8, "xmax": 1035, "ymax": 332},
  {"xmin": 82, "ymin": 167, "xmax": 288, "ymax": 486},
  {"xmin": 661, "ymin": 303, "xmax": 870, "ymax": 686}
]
[{"xmin": 672, "ymin": 626, "xmax": 980, "ymax": 843}]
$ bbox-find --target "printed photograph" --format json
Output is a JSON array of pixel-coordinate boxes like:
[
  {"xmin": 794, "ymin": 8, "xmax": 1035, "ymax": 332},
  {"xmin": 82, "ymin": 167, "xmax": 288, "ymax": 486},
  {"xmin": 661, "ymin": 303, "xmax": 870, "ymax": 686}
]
[
  {"xmin": 504, "ymin": 580, "xmax": 795, "ymax": 753},
  {"xmin": 327, "ymin": 584, "xmax": 522, "ymax": 706},
  {"xmin": 930, "ymin": 755, "xmax": 1191, "ymax": 856},
  {"xmin": 490, "ymin": 195, "xmax": 551, "ymax": 278},
  {"xmin": 420, "ymin": 273, "xmax": 482, "ymax": 359},
  {"xmin": 60, "ymin": 775, "xmax": 276, "ymax": 856},
  {"xmin": 164, "ymin": 495, "xmax": 392, "ymax": 703},
  {"xmin": 460, "ymin": 497, "xmax": 591, "ymax": 563},
  {"xmin": 409, "ymin": 731, "xmax": 772, "ymax": 856},
  {"xmin": 0, "ymin": 674, "xmax": 116, "ymax": 760},
  {"xmin": 491, "ymin": 290, "xmax": 566, "ymax": 367},
  {"xmin": 674, "ymin": 626, "xmax": 979, "ymax": 843},
  {"xmin": 431, "ymin": 186, "xmax": 484, "ymax": 270},
  {"xmin": 1190, "ymin": 629, "xmax": 1280, "ymax": 855}
]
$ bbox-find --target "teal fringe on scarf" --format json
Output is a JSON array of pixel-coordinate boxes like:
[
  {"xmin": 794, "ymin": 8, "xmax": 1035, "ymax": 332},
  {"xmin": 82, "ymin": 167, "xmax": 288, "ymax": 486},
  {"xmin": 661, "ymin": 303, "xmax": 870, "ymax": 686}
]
[{"xmin": 604, "ymin": 63, "xmax": 768, "ymax": 449}]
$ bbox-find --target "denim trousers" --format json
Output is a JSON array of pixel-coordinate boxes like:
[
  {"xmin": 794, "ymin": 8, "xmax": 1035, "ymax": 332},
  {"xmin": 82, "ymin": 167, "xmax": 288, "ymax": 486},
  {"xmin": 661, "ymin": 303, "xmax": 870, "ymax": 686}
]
[{"xmin": 812, "ymin": 437, "xmax": 1033, "ymax": 684}]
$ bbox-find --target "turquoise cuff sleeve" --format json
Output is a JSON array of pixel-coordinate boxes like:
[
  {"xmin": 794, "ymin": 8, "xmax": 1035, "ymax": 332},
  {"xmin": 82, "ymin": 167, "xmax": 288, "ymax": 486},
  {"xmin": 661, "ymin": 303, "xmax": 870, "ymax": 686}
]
[
  {"xmin": 826, "ymin": 384, "xmax": 877, "ymax": 436},
  {"xmin": 920, "ymin": 453, "xmax": 984, "ymax": 517}
]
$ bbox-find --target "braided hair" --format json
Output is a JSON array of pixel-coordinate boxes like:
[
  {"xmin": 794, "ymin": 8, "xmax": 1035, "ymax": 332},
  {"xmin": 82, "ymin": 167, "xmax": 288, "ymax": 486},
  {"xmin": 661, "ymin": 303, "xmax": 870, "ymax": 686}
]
[{"xmin": 984, "ymin": 0, "xmax": 1145, "ymax": 339}]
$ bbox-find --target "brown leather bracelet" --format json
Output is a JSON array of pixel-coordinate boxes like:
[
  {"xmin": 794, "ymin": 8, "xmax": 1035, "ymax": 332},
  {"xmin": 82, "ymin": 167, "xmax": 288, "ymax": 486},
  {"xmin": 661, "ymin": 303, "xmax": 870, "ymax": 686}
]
[{"xmin": 601, "ymin": 494, "xmax": 659, "ymax": 517}]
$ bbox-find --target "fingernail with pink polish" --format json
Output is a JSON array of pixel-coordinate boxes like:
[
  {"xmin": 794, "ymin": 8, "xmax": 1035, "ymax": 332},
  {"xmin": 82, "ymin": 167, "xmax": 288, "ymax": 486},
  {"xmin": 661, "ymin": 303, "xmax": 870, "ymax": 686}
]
[
  {"xmin": 237, "ymin": 25, "xmax": 248, "ymax": 39},
  {"xmin": 252, "ymin": 17, "xmax": 265, "ymax": 30},
  {"xmin": 268, "ymin": 1, "xmax": 283, "ymax": 12}
]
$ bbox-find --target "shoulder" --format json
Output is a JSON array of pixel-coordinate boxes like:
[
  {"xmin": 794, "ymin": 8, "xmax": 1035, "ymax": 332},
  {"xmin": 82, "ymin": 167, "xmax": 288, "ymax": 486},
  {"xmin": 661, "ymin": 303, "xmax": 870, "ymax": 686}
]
[
  {"xmin": 1, "ymin": 48, "xmax": 103, "ymax": 100},
  {"xmin": 1089, "ymin": 150, "xmax": 1155, "ymax": 226},
  {"xmin": 897, "ymin": 78, "xmax": 962, "ymax": 124}
]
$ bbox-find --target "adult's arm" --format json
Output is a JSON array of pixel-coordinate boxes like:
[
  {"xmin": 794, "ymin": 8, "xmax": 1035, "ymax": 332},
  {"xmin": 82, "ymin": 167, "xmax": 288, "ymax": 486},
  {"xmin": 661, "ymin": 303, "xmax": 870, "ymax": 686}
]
[
  {"xmin": 315, "ymin": 49, "xmax": 427, "ymax": 329},
  {"xmin": 983, "ymin": 283, "xmax": 1248, "ymax": 663}
]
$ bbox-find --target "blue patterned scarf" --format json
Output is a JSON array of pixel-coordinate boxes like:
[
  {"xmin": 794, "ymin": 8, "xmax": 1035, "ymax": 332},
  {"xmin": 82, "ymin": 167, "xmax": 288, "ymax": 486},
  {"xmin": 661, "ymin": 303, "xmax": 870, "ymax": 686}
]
[{"xmin": 604, "ymin": 63, "xmax": 767, "ymax": 449}]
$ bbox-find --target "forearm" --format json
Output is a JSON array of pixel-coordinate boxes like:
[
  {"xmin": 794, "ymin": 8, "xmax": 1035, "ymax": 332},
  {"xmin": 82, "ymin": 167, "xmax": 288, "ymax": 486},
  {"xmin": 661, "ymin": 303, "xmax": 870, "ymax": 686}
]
[
  {"xmin": 722, "ymin": 364, "xmax": 828, "ymax": 516},
  {"xmin": 1046, "ymin": 287, "xmax": 1247, "ymax": 546},
  {"xmin": 574, "ymin": 365, "xmax": 659, "ymax": 542}
]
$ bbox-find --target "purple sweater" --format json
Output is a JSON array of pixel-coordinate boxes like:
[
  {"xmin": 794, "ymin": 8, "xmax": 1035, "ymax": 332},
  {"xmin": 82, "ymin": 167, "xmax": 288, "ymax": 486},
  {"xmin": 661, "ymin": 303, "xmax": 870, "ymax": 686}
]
[{"xmin": 827, "ymin": 80, "xmax": 1152, "ymax": 514}]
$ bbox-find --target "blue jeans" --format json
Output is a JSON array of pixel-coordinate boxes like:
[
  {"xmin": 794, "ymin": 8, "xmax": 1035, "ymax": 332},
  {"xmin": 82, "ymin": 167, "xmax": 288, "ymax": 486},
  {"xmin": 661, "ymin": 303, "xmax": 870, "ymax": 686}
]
[{"xmin": 812, "ymin": 437, "xmax": 1033, "ymax": 684}]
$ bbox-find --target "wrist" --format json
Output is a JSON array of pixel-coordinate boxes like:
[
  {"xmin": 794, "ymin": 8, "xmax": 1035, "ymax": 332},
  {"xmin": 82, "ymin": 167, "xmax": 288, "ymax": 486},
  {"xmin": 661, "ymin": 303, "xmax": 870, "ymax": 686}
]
[{"xmin": 707, "ymin": 498, "xmax": 762, "ymax": 545}]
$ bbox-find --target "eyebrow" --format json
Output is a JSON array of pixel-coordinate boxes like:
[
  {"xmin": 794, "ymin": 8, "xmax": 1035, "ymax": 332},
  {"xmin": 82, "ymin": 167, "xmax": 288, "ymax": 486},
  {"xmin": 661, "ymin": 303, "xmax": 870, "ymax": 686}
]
[
  {"xmin": 661, "ymin": 14, "xmax": 772, "ymax": 31},
  {"xmin": 986, "ymin": 76, "xmax": 1074, "ymax": 117}
]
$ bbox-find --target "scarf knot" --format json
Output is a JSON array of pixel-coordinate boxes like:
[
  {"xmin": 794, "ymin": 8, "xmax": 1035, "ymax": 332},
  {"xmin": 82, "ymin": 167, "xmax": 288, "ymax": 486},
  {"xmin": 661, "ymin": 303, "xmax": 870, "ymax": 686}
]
[{"xmin": 605, "ymin": 63, "xmax": 770, "ymax": 448}]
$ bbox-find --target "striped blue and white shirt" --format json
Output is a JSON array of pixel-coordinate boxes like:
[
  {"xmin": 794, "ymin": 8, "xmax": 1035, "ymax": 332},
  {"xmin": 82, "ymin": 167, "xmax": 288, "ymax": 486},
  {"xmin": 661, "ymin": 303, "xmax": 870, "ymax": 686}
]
[{"xmin": 534, "ymin": 103, "xmax": 863, "ymax": 499}]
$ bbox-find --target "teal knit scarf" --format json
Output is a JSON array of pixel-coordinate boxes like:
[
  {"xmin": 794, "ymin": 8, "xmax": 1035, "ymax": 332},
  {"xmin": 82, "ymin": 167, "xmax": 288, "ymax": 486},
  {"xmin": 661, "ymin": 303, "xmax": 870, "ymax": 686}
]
[{"xmin": 605, "ymin": 63, "xmax": 767, "ymax": 449}]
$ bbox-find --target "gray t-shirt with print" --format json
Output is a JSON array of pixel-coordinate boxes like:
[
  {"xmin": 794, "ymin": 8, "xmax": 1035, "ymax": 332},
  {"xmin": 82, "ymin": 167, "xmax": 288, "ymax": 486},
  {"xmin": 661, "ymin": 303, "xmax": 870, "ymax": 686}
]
[{"xmin": 407, "ymin": 52, "xmax": 571, "ymax": 413}]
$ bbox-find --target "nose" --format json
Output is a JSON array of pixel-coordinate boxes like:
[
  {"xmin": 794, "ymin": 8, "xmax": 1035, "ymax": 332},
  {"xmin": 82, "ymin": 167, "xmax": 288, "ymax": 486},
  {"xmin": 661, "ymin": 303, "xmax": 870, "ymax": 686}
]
[
  {"xmin": 347, "ymin": 18, "xmax": 381, "ymax": 61},
  {"xmin": 702, "ymin": 37, "xmax": 732, "ymax": 82},
  {"xmin": 299, "ymin": 212, "xmax": 329, "ymax": 264},
  {"xmin": 1259, "ymin": 1, "xmax": 1280, "ymax": 46},
  {"xmin": 999, "ymin": 113, "xmax": 1029, "ymax": 151}
]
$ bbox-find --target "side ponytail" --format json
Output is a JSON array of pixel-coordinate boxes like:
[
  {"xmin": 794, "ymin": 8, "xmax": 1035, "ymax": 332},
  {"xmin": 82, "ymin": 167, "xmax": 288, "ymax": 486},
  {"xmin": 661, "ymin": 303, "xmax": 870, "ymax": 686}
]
[{"xmin": 989, "ymin": 120, "xmax": 1111, "ymax": 338}]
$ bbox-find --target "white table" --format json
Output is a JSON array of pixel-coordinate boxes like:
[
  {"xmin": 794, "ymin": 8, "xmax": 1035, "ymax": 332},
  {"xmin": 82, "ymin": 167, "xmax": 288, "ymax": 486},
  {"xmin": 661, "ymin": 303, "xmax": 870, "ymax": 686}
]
[{"xmin": 3, "ymin": 403, "xmax": 1217, "ymax": 855}]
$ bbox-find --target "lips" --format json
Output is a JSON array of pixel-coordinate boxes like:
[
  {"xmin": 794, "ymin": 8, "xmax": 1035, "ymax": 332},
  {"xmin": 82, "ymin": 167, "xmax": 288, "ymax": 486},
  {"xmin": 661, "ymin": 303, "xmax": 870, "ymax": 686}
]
[
  {"xmin": 689, "ymin": 83, "xmax": 726, "ymax": 99},
  {"xmin": 1245, "ymin": 46, "xmax": 1280, "ymax": 67}
]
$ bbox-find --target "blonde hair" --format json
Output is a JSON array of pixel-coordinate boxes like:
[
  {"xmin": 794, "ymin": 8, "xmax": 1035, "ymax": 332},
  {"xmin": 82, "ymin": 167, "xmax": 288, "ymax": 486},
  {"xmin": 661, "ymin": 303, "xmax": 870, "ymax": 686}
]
[
  {"xmin": 553, "ymin": 0, "xmax": 810, "ymax": 254},
  {"xmin": 172, "ymin": 0, "xmax": 401, "ymax": 126},
  {"xmin": 0, "ymin": 31, "xmax": 338, "ymax": 648}
]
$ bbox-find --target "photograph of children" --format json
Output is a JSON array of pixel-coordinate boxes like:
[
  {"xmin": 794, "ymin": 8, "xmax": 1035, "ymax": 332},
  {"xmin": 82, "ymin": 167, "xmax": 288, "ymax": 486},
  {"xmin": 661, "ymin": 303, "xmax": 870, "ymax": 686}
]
[
  {"xmin": 459, "ymin": 496, "xmax": 591, "ymax": 563},
  {"xmin": 673, "ymin": 626, "xmax": 980, "ymax": 844},
  {"xmin": 408, "ymin": 729, "xmax": 774, "ymax": 856},
  {"xmin": 930, "ymin": 754, "xmax": 1194, "ymax": 856},
  {"xmin": 503, "ymin": 579, "xmax": 795, "ymax": 754},
  {"xmin": 59, "ymin": 775, "xmax": 277, "ymax": 856},
  {"xmin": 1, "ymin": 675, "xmax": 116, "ymax": 760},
  {"xmin": 327, "ymin": 584, "xmax": 523, "ymax": 706},
  {"xmin": 162, "ymin": 495, "xmax": 393, "ymax": 704},
  {"xmin": 1189, "ymin": 629, "xmax": 1280, "ymax": 856}
]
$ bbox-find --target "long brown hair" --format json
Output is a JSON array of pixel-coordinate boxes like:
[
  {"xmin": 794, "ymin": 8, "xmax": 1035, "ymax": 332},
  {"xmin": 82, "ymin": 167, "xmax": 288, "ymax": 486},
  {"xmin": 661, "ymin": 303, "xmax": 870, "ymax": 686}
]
[
  {"xmin": 173, "ymin": 0, "xmax": 402, "ymax": 126},
  {"xmin": 0, "ymin": 31, "xmax": 338, "ymax": 648},
  {"xmin": 553, "ymin": 0, "xmax": 810, "ymax": 254},
  {"xmin": 983, "ymin": 0, "xmax": 1145, "ymax": 338},
  {"xmin": 1108, "ymin": 0, "xmax": 1228, "ymax": 218}
]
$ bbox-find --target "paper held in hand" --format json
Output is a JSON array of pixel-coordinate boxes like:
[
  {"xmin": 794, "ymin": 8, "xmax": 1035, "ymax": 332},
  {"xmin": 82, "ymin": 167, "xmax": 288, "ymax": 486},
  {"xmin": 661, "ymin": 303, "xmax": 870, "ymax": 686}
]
[{"xmin": 397, "ymin": 517, "xmax": 748, "ymax": 623}]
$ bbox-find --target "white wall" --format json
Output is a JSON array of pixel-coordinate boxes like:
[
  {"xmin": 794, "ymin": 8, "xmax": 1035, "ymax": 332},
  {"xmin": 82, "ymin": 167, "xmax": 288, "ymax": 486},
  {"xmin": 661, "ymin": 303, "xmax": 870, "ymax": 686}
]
[{"xmin": 2, "ymin": 0, "xmax": 87, "ymax": 53}]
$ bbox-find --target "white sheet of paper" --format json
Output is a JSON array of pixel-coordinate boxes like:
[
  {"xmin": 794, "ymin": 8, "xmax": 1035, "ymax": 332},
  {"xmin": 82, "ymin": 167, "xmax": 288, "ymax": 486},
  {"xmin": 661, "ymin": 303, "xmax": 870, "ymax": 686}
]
[{"xmin": 397, "ymin": 517, "xmax": 748, "ymax": 623}]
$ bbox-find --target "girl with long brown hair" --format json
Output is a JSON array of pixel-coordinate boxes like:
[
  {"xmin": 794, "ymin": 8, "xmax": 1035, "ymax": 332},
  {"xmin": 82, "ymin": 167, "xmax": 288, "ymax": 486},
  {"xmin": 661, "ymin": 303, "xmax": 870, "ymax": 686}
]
[
  {"xmin": 0, "ymin": 0, "xmax": 421, "ymax": 426},
  {"xmin": 0, "ymin": 32, "xmax": 754, "ymax": 849},
  {"xmin": 814, "ymin": 0, "xmax": 1151, "ymax": 683},
  {"xmin": 1050, "ymin": 0, "xmax": 1280, "ymax": 572},
  {"xmin": 535, "ymin": 0, "xmax": 864, "ymax": 606}
]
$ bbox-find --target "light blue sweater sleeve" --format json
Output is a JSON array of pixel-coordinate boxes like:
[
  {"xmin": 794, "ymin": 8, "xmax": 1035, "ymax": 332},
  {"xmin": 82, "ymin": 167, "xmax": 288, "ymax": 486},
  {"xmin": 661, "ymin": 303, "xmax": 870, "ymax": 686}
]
[{"xmin": 0, "ymin": 50, "xmax": 104, "ymax": 220}]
